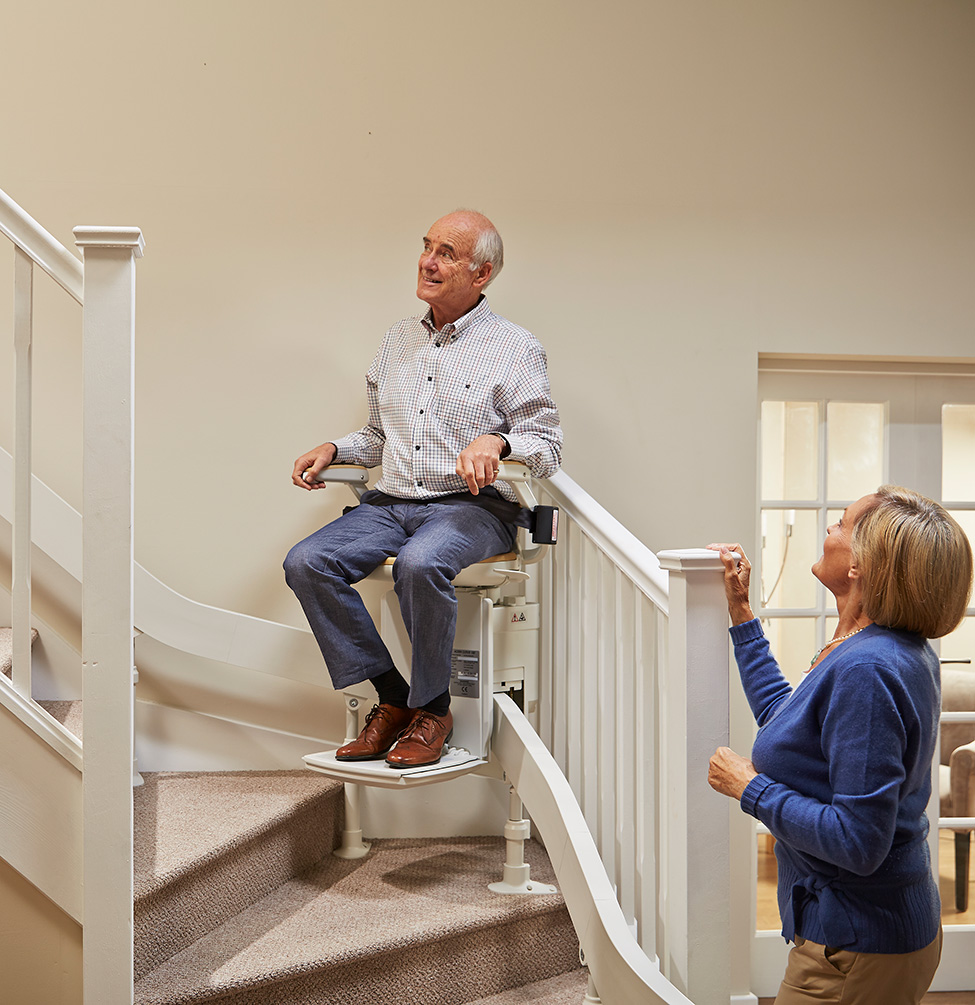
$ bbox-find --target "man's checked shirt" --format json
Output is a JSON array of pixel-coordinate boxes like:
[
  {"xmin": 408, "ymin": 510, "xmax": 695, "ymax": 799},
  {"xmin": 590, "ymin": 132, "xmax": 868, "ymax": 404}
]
[{"xmin": 331, "ymin": 297, "xmax": 562, "ymax": 503}]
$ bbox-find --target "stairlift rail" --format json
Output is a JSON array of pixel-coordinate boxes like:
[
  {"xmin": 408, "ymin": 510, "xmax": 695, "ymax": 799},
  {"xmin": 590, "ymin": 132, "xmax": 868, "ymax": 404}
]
[{"xmin": 492, "ymin": 693, "xmax": 693, "ymax": 1005}]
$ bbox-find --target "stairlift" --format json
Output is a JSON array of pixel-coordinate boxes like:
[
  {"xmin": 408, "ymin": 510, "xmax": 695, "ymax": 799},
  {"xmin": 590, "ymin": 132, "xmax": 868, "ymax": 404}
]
[
  {"xmin": 301, "ymin": 463, "xmax": 560, "ymax": 892},
  {"xmin": 302, "ymin": 460, "xmax": 555, "ymax": 788}
]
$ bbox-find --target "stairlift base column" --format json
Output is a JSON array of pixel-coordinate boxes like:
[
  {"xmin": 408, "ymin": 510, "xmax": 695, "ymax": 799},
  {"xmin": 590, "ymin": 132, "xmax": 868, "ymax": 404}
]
[
  {"xmin": 333, "ymin": 695, "xmax": 372, "ymax": 859},
  {"xmin": 488, "ymin": 785, "xmax": 557, "ymax": 895}
]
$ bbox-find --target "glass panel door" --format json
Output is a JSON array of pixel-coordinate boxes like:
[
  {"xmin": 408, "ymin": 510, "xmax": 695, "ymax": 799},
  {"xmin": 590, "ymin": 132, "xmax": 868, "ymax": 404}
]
[{"xmin": 749, "ymin": 365, "xmax": 975, "ymax": 995}]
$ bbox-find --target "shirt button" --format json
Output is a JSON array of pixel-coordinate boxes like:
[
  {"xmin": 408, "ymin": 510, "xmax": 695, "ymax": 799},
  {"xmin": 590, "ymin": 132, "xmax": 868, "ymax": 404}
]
[
  {"xmin": 417, "ymin": 481, "xmax": 423, "ymax": 487},
  {"xmin": 419, "ymin": 409, "xmax": 424, "ymax": 414},
  {"xmin": 415, "ymin": 445, "xmax": 421, "ymax": 450},
  {"xmin": 427, "ymin": 376, "xmax": 433, "ymax": 381}
]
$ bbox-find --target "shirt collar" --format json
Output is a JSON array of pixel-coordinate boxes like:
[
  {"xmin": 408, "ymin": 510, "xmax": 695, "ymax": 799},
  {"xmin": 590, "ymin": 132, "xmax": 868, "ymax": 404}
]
[{"xmin": 421, "ymin": 295, "xmax": 490, "ymax": 342}]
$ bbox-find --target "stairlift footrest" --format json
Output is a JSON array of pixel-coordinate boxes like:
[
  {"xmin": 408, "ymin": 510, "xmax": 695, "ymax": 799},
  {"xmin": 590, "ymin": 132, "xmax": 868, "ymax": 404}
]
[{"xmin": 302, "ymin": 746, "xmax": 486, "ymax": 788}]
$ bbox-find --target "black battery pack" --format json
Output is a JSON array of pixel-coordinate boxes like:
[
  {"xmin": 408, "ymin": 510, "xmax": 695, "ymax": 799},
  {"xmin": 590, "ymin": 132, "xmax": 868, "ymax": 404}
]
[{"xmin": 530, "ymin": 505, "xmax": 559, "ymax": 545}]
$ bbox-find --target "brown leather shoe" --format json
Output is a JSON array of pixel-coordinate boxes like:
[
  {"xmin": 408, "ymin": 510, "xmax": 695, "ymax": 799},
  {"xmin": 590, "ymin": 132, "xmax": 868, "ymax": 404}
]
[
  {"xmin": 385, "ymin": 709, "xmax": 453, "ymax": 768},
  {"xmin": 335, "ymin": 703, "xmax": 413, "ymax": 761}
]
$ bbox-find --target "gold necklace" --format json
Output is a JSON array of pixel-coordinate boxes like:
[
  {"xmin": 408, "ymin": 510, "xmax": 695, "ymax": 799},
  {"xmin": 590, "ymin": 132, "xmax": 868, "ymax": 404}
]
[{"xmin": 806, "ymin": 626, "xmax": 866, "ymax": 672}]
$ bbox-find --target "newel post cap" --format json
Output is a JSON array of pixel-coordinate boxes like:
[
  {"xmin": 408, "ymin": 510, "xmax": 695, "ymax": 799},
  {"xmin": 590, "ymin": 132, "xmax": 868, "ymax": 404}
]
[
  {"xmin": 73, "ymin": 226, "xmax": 145, "ymax": 257},
  {"xmin": 655, "ymin": 548, "xmax": 727, "ymax": 573}
]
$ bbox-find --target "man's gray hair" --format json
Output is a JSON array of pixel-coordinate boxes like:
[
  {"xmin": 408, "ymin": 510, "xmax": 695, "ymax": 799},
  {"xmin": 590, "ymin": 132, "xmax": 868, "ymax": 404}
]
[{"xmin": 469, "ymin": 223, "xmax": 504, "ymax": 287}]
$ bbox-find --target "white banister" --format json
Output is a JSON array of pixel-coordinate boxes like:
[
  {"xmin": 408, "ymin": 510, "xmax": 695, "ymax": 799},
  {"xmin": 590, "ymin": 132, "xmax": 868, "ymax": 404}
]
[
  {"xmin": 75, "ymin": 225, "xmax": 144, "ymax": 1005},
  {"xmin": 543, "ymin": 471, "xmax": 669, "ymax": 613},
  {"xmin": 534, "ymin": 469, "xmax": 737, "ymax": 1004},
  {"xmin": 656, "ymin": 549, "xmax": 732, "ymax": 1005},
  {"xmin": 11, "ymin": 247, "xmax": 33, "ymax": 698},
  {"xmin": 0, "ymin": 187, "xmax": 84, "ymax": 303}
]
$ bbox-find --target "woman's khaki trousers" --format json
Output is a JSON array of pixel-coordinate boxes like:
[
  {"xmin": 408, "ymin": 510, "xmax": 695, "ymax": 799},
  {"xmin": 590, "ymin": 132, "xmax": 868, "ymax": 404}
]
[{"xmin": 774, "ymin": 929, "xmax": 942, "ymax": 1005}]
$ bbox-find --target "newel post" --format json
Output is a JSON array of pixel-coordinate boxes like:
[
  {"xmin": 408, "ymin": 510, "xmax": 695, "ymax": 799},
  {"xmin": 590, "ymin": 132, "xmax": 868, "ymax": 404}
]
[
  {"xmin": 656, "ymin": 548, "xmax": 732, "ymax": 1005},
  {"xmin": 75, "ymin": 226, "xmax": 144, "ymax": 1005}
]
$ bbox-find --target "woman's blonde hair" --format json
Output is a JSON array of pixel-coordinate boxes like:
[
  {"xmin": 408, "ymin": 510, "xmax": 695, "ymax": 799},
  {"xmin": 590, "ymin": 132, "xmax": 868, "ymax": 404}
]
[{"xmin": 852, "ymin": 485, "xmax": 973, "ymax": 639}]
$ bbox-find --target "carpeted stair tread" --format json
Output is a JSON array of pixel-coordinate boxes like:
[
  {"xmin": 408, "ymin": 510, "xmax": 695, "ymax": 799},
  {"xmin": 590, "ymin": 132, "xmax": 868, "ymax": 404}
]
[
  {"xmin": 135, "ymin": 835, "xmax": 578, "ymax": 1005},
  {"xmin": 134, "ymin": 770, "xmax": 344, "ymax": 981},
  {"xmin": 134, "ymin": 771, "xmax": 341, "ymax": 896},
  {"xmin": 466, "ymin": 968, "xmax": 590, "ymax": 1004},
  {"xmin": 0, "ymin": 626, "xmax": 39, "ymax": 677},
  {"xmin": 37, "ymin": 699, "xmax": 84, "ymax": 740}
]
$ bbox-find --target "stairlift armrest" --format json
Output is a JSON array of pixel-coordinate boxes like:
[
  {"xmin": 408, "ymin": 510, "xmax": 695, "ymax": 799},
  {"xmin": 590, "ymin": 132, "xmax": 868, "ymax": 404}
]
[
  {"xmin": 497, "ymin": 461, "xmax": 538, "ymax": 510},
  {"xmin": 309, "ymin": 464, "xmax": 371, "ymax": 500}
]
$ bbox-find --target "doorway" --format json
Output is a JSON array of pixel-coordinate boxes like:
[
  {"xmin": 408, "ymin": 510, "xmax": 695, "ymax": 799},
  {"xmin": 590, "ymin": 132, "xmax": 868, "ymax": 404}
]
[{"xmin": 748, "ymin": 358, "xmax": 975, "ymax": 994}]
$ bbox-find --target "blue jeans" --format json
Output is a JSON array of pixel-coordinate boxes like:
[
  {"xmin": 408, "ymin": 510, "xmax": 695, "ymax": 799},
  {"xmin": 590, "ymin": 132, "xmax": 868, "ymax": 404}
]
[{"xmin": 284, "ymin": 497, "xmax": 515, "ymax": 708}]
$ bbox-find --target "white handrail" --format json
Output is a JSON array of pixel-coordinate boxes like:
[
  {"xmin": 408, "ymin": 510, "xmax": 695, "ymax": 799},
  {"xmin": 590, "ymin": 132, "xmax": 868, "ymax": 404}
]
[
  {"xmin": 543, "ymin": 470, "xmax": 669, "ymax": 613},
  {"xmin": 0, "ymin": 187, "xmax": 84, "ymax": 303}
]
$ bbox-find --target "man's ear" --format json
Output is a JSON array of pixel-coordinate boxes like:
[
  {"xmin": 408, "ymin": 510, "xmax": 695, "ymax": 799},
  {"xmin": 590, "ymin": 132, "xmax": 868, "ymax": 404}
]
[{"xmin": 472, "ymin": 261, "xmax": 493, "ymax": 289}]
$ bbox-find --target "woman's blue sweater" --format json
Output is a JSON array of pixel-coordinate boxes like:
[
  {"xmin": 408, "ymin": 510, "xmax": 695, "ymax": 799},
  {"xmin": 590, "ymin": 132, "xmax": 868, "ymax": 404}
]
[{"xmin": 733, "ymin": 618, "xmax": 941, "ymax": 953}]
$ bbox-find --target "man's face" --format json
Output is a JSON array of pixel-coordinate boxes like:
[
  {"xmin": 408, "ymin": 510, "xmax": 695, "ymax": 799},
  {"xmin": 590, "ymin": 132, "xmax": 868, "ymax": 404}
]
[{"xmin": 416, "ymin": 213, "xmax": 491, "ymax": 326}]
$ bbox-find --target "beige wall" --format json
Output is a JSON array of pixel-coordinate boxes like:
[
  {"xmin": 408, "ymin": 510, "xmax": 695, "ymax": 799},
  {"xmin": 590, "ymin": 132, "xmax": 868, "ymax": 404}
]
[
  {"xmin": 1, "ymin": 0, "xmax": 973, "ymax": 993},
  {"xmin": 2, "ymin": 0, "xmax": 972, "ymax": 628},
  {"xmin": 0, "ymin": 859, "xmax": 82, "ymax": 1005}
]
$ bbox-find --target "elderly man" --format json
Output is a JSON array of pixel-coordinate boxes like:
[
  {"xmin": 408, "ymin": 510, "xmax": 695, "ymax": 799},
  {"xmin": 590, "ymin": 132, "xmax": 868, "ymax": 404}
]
[{"xmin": 285, "ymin": 210, "xmax": 562, "ymax": 768}]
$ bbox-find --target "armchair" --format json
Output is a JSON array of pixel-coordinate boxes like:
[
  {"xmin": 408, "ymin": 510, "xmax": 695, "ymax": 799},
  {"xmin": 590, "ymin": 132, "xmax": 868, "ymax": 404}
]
[{"xmin": 940, "ymin": 666, "xmax": 975, "ymax": 912}]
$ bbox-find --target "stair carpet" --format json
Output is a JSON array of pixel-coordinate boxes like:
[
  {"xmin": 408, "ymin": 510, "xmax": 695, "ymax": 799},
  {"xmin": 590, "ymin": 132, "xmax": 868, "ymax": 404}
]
[
  {"xmin": 3, "ymin": 628, "xmax": 587, "ymax": 1003},
  {"xmin": 1, "ymin": 627, "xmax": 83, "ymax": 737}
]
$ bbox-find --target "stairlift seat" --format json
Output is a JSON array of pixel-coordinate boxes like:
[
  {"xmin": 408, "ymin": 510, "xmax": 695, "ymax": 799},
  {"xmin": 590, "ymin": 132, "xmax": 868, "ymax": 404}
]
[
  {"xmin": 365, "ymin": 551, "xmax": 529, "ymax": 589},
  {"xmin": 303, "ymin": 461, "xmax": 548, "ymax": 788}
]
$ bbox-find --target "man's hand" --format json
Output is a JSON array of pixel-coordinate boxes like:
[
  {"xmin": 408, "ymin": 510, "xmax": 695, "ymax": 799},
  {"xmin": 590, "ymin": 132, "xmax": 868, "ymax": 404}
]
[
  {"xmin": 708, "ymin": 746, "xmax": 758, "ymax": 801},
  {"xmin": 456, "ymin": 434, "xmax": 504, "ymax": 495},
  {"xmin": 292, "ymin": 442, "xmax": 338, "ymax": 490}
]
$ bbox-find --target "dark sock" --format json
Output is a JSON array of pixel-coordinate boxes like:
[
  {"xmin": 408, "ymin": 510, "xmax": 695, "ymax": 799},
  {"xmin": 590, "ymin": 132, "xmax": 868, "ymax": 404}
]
[
  {"xmin": 421, "ymin": 690, "xmax": 451, "ymax": 718},
  {"xmin": 371, "ymin": 667, "xmax": 410, "ymax": 708}
]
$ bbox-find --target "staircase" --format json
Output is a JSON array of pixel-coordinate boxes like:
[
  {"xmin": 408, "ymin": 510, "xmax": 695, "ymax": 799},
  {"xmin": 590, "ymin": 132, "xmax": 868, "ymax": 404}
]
[
  {"xmin": 4, "ymin": 187, "xmax": 726, "ymax": 1004},
  {"xmin": 129, "ymin": 766, "xmax": 585, "ymax": 1003},
  {"xmin": 4, "ymin": 626, "xmax": 585, "ymax": 1003},
  {"xmin": 134, "ymin": 808, "xmax": 582, "ymax": 1004}
]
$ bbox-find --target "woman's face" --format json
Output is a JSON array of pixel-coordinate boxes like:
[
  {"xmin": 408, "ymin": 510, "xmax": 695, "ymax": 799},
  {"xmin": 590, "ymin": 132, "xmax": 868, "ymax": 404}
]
[{"xmin": 812, "ymin": 493, "xmax": 879, "ymax": 596}]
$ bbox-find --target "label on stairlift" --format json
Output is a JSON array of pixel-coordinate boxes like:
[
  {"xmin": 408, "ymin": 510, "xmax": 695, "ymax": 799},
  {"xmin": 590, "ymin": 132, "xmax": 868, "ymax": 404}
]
[{"xmin": 449, "ymin": 648, "xmax": 480, "ymax": 698}]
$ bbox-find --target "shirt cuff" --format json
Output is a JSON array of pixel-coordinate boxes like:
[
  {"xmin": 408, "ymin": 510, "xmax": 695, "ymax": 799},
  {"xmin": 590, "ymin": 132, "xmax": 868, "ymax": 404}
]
[
  {"xmin": 329, "ymin": 437, "xmax": 353, "ymax": 463},
  {"xmin": 500, "ymin": 432, "xmax": 526, "ymax": 463},
  {"xmin": 493, "ymin": 432, "xmax": 512, "ymax": 459},
  {"xmin": 740, "ymin": 773, "xmax": 775, "ymax": 819}
]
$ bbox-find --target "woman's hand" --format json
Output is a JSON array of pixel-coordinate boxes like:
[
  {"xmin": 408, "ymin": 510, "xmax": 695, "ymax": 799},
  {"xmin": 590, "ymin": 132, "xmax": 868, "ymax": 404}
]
[
  {"xmin": 708, "ymin": 746, "xmax": 758, "ymax": 801},
  {"xmin": 707, "ymin": 543, "xmax": 755, "ymax": 625}
]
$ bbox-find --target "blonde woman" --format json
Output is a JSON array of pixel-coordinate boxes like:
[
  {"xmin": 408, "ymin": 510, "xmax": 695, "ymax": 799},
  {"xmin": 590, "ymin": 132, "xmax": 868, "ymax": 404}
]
[{"xmin": 709, "ymin": 486, "xmax": 973, "ymax": 1005}]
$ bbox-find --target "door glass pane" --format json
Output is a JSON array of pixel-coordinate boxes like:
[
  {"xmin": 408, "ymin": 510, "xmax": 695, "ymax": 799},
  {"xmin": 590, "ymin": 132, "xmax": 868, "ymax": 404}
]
[
  {"xmin": 763, "ymin": 618, "xmax": 817, "ymax": 686},
  {"xmin": 943, "ymin": 511, "xmax": 975, "ymax": 666},
  {"xmin": 943, "ymin": 404, "xmax": 975, "ymax": 501},
  {"xmin": 941, "ymin": 615, "xmax": 975, "ymax": 665},
  {"xmin": 760, "ymin": 509, "xmax": 819, "ymax": 609},
  {"xmin": 947, "ymin": 509, "xmax": 975, "ymax": 557},
  {"xmin": 757, "ymin": 834, "xmax": 780, "ymax": 932},
  {"xmin": 827, "ymin": 402, "xmax": 885, "ymax": 501},
  {"xmin": 762, "ymin": 401, "xmax": 819, "ymax": 500}
]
